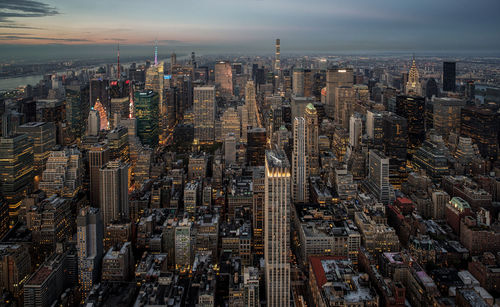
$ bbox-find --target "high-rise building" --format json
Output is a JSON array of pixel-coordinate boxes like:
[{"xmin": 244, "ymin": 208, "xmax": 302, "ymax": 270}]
[
  {"xmin": 326, "ymin": 67, "xmax": 353, "ymax": 118},
  {"xmin": 244, "ymin": 266, "xmax": 260, "ymax": 307},
  {"xmin": 0, "ymin": 244, "xmax": 31, "ymax": 299},
  {"xmin": 264, "ymin": 149, "xmax": 290, "ymax": 306},
  {"xmin": 39, "ymin": 148, "xmax": 83, "ymax": 198},
  {"xmin": 292, "ymin": 117, "xmax": 308, "ymax": 203},
  {"xmin": 275, "ymin": 38, "xmax": 280, "ymax": 74},
  {"xmin": 0, "ymin": 133, "xmax": 34, "ymax": 218},
  {"xmin": 194, "ymin": 86, "xmax": 216, "ymax": 144},
  {"xmin": 65, "ymin": 84, "xmax": 90, "ymax": 139},
  {"xmin": 88, "ymin": 143, "xmax": 109, "ymax": 207},
  {"xmin": 77, "ymin": 207, "xmax": 103, "ymax": 295},
  {"xmin": 364, "ymin": 149, "xmax": 394, "ymax": 204},
  {"xmin": 383, "ymin": 113, "xmax": 408, "ymax": 188},
  {"xmin": 16, "ymin": 122, "xmax": 56, "ymax": 176},
  {"xmin": 252, "ymin": 167, "xmax": 265, "ymax": 255},
  {"xmin": 304, "ymin": 103, "xmax": 319, "ymax": 175},
  {"xmin": 349, "ymin": 113, "xmax": 363, "ymax": 149},
  {"xmin": 87, "ymin": 108, "xmax": 100, "ymax": 136},
  {"xmin": 107, "ymin": 126, "xmax": 129, "ymax": 164},
  {"xmin": 134, "ymin": 90, "xmax": 159, "ymax": 147},
  {"xmin": 215, "ymin": 61, "xmax": 233, "ymax": 98},
  {"xmin": 145, "ymin": 63, "xmax": 167, "ymax": 143},
  {"xmin": 460, "ymin": 106, "xmax": 499, "ymax": 161},
  {"xmin": 395, "ymin": 95, "xmax": 425, "ymax": 151},
  {"xmin": 334, "ymin": 86, "xmax": 355, "ymax": 127},
  {"xmin": 221, "ymin": 107, "xmax": 240, "ymax": 141},
  {"xmin": 99, "ymin": 160, "xmax": 129, "ymax": 225},
  {"xmin": 443, "ymin": 61, "xmax": 456, "ymax": 92},
  {"xmin": 247, "ymin": 128, "xmax": 266, "ymax": 166},
  {"xmin": 245, "ymin": 81, "xmax": 260, "ymax": 128},
  {"xmin": 430, "ymin": 97, "xmax": 466, "ymax": 137},
  {"xmin": 175, "ymin": 218, "xmax": 192, "ymax": 270},
  {"xmin": 366, "ymin": 110, "xmax": 384, "ymax": 146},
  {"xmin": 425, "ymin": 78, "xmax": 439, "ymax": 99},
  {"xmin": 405, "ymin": 58, "xmax": 422, "ymax": 96},
  {"xmin": 293, "ymin": 68, "xmax": 305, "ymax": 97},
  {"xmin": 24, "ymin": 252, "xmax": 69, "ymax": 307}
]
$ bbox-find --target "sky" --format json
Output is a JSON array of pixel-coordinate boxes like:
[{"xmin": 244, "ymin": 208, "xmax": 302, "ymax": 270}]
[{"xmin": 0, "ymin": 0, "xmax": 500, "ymax": 54}]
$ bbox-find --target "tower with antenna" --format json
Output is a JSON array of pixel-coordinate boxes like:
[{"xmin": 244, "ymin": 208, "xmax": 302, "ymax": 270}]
[
  {"xmin": 154, "ymin": 39, "xmax": 158, "ymax": 66},
  {"xmin": 117, "ymin": 43, "xmax": 120, "ymax": 79}
]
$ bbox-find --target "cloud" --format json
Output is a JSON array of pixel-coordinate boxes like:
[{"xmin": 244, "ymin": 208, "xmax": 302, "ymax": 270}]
[
  {"xmin": 0, "ymin": 0, "xmax": 58, "ymax": 27},
  {"xmin": 0, "ymin": 35, "xmax": 89, "ymax": 42},
  {"xmin": 0, "ymin": 23, "xmax": 41, "ymax": 29}
]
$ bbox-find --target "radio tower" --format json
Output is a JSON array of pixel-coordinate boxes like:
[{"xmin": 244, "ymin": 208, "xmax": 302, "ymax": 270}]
[
  {"xmin": 117, "ymin": 43, "xmax": 120, "ymax": 79},
  {"xmin": 154, "ymin": 39, "xmax": 158, "ymax": 66}
]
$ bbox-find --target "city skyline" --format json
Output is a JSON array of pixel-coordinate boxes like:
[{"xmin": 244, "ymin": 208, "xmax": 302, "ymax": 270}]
[{"xmin": 0, "ymin": 0, "xmax": 499, "ymax": 53}]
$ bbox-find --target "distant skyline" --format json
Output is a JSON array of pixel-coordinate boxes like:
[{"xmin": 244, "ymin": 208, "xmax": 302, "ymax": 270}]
[{"xmin": 1, "ymin": 0, "xmax": 500, "ymax": 53}]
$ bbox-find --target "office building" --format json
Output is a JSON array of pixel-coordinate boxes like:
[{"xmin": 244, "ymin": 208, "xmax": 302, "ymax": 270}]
[
  {"xmin": 430, "ymin": 97, "xmax": 466, "ymax": 137},
  {"xmin": 265, "ymin": 149, "xmax": 291, "ymax": 306},
  {"xmin": 304, "ymin": 103, "xmax": 319, "ymax": 175},
  {"xmin": 134, "ymin": 90, "xmax": 159, "ymax": 147},
  {"xmin": 87, "ymin": 108, "xmax": 100, "ymax": 136},
  {"xmin": 215, "ymin": 61, "xmax": 233, "ymax": 98},
  {"xmin": 460, "ymin": 106, "xmax": 499, "ymax": 161},
  {"xmin": 65, "ymin": 84, "xmax": 90, "ymax": 138},
  {"xmin": 99, "ymin": 160, "xmax": 129, "ymax": 225},
  {"xmin": 0, "ymin": 133, "xmax": 34, "ymax": 218},
  {"xmin": 292, "ymin": 117, "xmax": 308, "ymax": 203},
  {"xmin": 247, "ymin": 127, "xmax": 266, "ymax": 166},
  {"xmin": 16, "ymin": 122, "xmax": 56, "ymax": 176},
  {"xmin": 443, "ymin": 61, "xmax": 456, "ymax": 92},
  {"xmin": 194, "ymin": 86, "xmax": 216, "ymax": 144},
  {"xmin": 88, "ymin": 143, "xmax": 109, "ymax": 207},
  {"xmin": 39, "ymin": 148, "xmax": 83, "ymax": 198},
  {"xmin": 77, "ymin": 207, "xmax": 104, "ymax": 295},
  {"xmin": 395, "ymin": 95, "xmax": 425, "ymax": 151},
  {"xmin": 326, "ymin": 67, "xmax": 353, "ymax": 118},
  {"xmin": 24, "ymin": 252, "xmax": 69, "ymax": 307},
  {"xmin": 364, "ymin": 149, "xmax": 394, "ymax": 203},
  {"xmin": 349, "ymin": 113, "xmax": 363, "ymax": 149}
]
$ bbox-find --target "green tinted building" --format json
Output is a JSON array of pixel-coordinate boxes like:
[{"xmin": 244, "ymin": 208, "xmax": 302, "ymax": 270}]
[{"xmin": 134, "ymin": 90, "xmax": 159, "ymax": 147}]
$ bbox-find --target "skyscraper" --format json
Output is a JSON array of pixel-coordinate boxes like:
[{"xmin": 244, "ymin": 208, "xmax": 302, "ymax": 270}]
[
  {"xmin": 265, "ymin": 149, "xmax": 290, "ymax": 307},
  {"xmin": 443, "ymin": 61, "xmax": 456, "ymax": 92},
  {"xmin": 292, "ymin": 117, "xmax": 308, "ymax": 203},
  {"xmin": 460, "ymin": 106, "xmax": 499, "ymax": 161},
  {"xmin": 65, "ymin": 84, "xmax": 90, "ymax": 139},
  {"xmin": 326, "ymin": 67, "xmax": 353, "ymax": 118},
  {"xmin": 215, "ymin": 61, "xmax": 233, "ymax": 98},
  {"xmin": 395, "ymin": 95, "xmax": 425, "ymax": 151},
  {"xmin": 364, "ymin": 149, "xmax": 393, "ymax": 204},
  {"xmin": 0, "ymin": 132, "xmax": 34, "ymax": 218},
  {"xmin": 304, "ymin": 103, "xmax": 319, "ymax": 175},
  {"xmin": 77, "ymin": 207, "xmax": 103, "ymax": 295},
  {"xmin": 247, "ymin": 128, "xmax": 266, "ymax": 166},
  {"xmin": 134, "ymin": 90, "xmax": 159, "ymax": 147},
  {"xmin": 349, "ymin": 113, "xmax": 363, "ymax": 149},
  {"xmin": 292, "ymin": 68, "xmax": 305, "ymax": 97},
  {"xmin": 145, "ymin": 62, "xmax": 166, "ymax": 143},
  {"xmin": 99, "ymin": 160, "xmax": 129, "ymax": 225},
  {"xmin": 87, "ymin": 108, "xmax": 100, "ymax": 136},
  {"xmin": 245, "ymin": 80, "xmax": 260, "ymax": 128},
  {"xmin": 405, "ymin": 58, "xmax": 422, "ymax": 96},
  {"xmin": 16, "ymin": 122, "xmax": 56, "ymax": 177},
  {"xmin": 275, "ymin": 39, "xmax": 280, "ymax": 74},
  {"xmin": 194, "ymin": 86, "xmax": 216, "ymax": 144},
  {"xmin": 88, "ymin": 143, "xmax": 109, "ymax": 207}
]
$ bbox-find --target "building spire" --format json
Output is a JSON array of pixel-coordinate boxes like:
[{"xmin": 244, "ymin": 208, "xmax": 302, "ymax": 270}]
[
  {"xmin": 117, "ymin": 43, "xmax": 120, "ymax": 79},
  {"xmin": 154, "ymin": 39, "xmax": 158, "ymax": 66}
]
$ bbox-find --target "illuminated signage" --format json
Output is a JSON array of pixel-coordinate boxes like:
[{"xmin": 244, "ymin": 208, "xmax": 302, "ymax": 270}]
[{"xmin": 164, "ymin": 75, "xmax": 172, "ymax": 80}]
